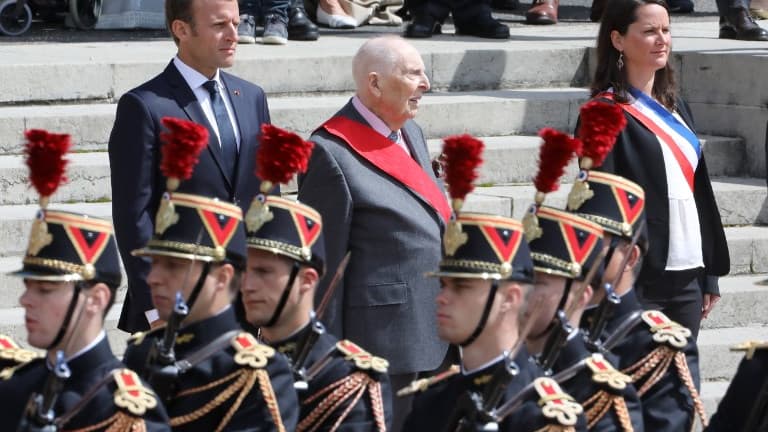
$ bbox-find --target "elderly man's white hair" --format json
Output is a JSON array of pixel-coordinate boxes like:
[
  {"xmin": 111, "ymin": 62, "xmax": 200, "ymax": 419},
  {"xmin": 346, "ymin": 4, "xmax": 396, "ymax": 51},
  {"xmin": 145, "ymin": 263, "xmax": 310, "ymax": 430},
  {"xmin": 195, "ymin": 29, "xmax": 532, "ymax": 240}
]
[{"xmin": 352, "ymin": 35, "xmax": 418, "ymax": 90}]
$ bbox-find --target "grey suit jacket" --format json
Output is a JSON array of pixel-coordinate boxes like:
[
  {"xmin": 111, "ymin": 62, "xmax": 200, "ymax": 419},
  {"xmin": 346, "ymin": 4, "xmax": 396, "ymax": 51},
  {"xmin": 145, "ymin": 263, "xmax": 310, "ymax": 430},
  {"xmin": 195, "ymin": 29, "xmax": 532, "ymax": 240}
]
[{"xmin": 298, "ymin": 100, "xmax": 448, "ymax": 375}]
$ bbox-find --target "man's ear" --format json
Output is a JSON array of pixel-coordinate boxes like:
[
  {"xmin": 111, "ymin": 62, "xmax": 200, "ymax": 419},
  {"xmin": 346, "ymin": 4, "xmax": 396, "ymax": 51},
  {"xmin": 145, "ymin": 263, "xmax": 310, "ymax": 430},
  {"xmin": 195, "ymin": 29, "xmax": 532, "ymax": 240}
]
[
  {"xmin": 499, "ymin": 281, "xmax": 522, "ymax": 313},
  {"xmin": 171, "ymin": 19, "xmax": 191, "ymax": 42},
  {"xmin": 214, "ymin": 263, "xmax": 235, "ymax": 293},
  {"xmin": 368, "ymin": 72, "xmax": 382, "ymax": 98},
  {"xmin": 297, "ymin": 267, "xmax": 319, "ymax": 297},
  {"xmin": 581, "ymin": 283, "xmax": 594, "ymax": 308},
  {"xmin": 626, "ymin": 245, "xmax": 641, "ymax": 272},
  {"xmin": 85, "ymin": 283, "xmax": 112, "ymax": 316}
]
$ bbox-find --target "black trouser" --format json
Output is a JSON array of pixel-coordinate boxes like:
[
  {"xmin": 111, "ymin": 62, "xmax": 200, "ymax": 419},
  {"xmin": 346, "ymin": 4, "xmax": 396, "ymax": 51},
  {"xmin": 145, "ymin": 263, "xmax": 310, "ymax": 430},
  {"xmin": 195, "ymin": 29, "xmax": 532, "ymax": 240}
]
[
  {"xmin": 636, "ymin": 268, "xmax": 704, "ymax": 340},
  {"xmin": 716, "ymin": 0, "xmax": 750, "ymax": 15},
  {"xmin": 407, "ymin": 0, "xmax": 493, "ymax": 25}
]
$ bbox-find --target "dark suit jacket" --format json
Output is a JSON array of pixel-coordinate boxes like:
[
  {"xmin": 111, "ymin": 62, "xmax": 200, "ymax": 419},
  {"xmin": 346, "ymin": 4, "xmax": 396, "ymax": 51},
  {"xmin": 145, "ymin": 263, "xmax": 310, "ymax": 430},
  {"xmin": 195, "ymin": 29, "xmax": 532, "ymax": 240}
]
[
  {"xmin": 108, "ymin": 61, "xmax": 270, "ymax": 332},
  {"xmin": 297, "ymin": 101, "xmax": 448, "ymax": 375},
  {"xmin": 593, "ymin": 96, "xmax": 730, "ymax": 295}
]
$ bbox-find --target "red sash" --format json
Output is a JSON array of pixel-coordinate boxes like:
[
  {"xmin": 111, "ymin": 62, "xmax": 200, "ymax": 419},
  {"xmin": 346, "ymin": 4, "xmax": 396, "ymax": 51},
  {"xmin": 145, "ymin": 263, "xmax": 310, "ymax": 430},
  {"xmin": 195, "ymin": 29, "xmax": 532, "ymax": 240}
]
[
  {"xmin": 321, "ymin": 116, "xmax": 451, "ymax": 223},
  {"xmin": 598, "ymin": 93, "xmax": 695, "ymax": 191}
]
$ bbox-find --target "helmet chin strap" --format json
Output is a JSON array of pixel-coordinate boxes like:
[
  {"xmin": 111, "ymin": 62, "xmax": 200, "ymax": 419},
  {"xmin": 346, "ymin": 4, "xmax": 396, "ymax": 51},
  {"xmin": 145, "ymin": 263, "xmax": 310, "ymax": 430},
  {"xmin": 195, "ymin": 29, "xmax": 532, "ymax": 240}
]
[
  {"xmin": 184, "ymin": 261, "xmax": 212, "ymax": 316},
  {"xmin": 46, "ymin": 281, "xmax": 84, "ymax": 351},
  {"xmin": 459, "ymin": 280, "xmax": 500, "ymax": 347},
  {"xmin": 265, "ymin": 261, "xmax": 300, "ymax": 328}
]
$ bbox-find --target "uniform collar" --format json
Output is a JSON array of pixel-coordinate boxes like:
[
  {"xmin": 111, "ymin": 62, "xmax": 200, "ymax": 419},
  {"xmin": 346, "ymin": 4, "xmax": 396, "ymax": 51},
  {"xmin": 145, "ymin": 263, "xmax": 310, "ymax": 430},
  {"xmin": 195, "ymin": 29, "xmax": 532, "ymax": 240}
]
[
  {"xmin": 175, "ymin": 306, "xmax": 239, "ymax": 351},
  {"xmin": 48, "ymin": 334, "xmax": 113, "ymax": 377}
]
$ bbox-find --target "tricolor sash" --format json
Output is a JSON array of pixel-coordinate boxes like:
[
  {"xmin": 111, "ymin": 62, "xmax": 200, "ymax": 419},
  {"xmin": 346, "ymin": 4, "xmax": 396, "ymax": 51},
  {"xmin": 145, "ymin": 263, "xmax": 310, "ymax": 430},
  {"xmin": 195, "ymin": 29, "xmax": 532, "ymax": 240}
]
[
  {"xmin": 600, "ymin": 91, "xmax": 700, "ymax": 191},
  {"xmin": 321, "ymin": 116, "xmax": 451, "ymax": 223}
]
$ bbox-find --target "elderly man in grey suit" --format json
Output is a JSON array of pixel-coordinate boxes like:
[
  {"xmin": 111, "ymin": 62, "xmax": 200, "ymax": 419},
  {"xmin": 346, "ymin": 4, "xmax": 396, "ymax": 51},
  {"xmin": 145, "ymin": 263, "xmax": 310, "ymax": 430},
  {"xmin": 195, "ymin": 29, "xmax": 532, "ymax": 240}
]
[{"xmin": 298, "ymin": 35, "xmax": 450, "ymax": 431}]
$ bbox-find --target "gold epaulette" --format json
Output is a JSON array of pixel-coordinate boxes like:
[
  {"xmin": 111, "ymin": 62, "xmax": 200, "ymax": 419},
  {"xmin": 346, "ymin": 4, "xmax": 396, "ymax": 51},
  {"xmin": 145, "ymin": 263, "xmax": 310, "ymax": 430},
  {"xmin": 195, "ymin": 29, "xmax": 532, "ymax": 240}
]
[
  {"xmin": 232, "ymin": 332, "xmax": 276, "ymax": 369},
  {"xmin": 533, "ymin": 377, "xmax": 583, "ymax": 427},
  {"xmin": 582, "ymin": 355, "xmax": 634, "ymax": 431},
  {"xmin": 731, "ymin": 340, "xmax": 768, "ymax": 360},
  {"xmin": 641, "ymin": 310, "xmax": 692, "ymax": 349},
  {"xmin": 585, "ymin": 353, "xmax": 632, "ymax": 390},
  {"xmin": 112, "ymin": 369, "xmax": 158, "ymax": 416},
  {"xmin": 336, "ymin": 340, "xmax": 389, "ymax": 374},
  {"xmin": 0, "ymin": 334, "xmax": 43, "ymax": 380},
  {"xmin": 396, "ymin": 364, "xmax": 460, "ymax": 397}
]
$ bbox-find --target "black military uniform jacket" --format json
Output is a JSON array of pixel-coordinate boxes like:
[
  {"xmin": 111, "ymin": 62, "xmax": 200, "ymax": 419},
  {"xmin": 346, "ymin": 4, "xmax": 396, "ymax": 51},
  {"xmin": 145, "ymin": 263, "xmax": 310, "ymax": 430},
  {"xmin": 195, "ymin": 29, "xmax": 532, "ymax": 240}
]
[
  {"xmin": 124, "ymin": 307, "xmax": 299, "ymax": 431},
  {"xmin": 706, "ymin": 344, "xmax": 768, "ymax": 431},
  {"xmin": 0, "ymin": 334, "xmax": 169, "ymax": 431},
  {"xmin": 551, "ymin": 332, "xmax": 644, "ymax": 431},
  {"xmin": 581, "ymin": 289, "xmax": 703, "ymax": 432},
  {"xmin": 402, "ymin": 346, "xmax": 588, "ymax": 431},
  {"xmin": 270, "ymin": 322, "xmax": 392, "ymax": 431}
]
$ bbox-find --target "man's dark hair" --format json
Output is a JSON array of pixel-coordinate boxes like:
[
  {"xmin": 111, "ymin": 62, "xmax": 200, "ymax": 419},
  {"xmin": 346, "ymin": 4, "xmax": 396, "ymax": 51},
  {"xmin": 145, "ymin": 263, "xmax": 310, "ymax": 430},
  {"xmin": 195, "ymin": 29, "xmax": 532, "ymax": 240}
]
[
  {"xmin": 591, "ymin": 0, "xmax": 677, "ymax": 110},
  {"xmin": 166, "ymin": 0, "xmax": 196, "ymax": 44}
]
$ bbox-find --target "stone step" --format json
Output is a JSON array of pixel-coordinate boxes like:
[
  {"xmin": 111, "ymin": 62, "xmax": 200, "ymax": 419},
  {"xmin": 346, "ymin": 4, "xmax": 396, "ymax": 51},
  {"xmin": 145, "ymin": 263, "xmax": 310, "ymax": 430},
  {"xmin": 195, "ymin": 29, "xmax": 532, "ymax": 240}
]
[
  {"xmin": 0, "ymin": 41, "xmax": 591, "ymax": 105},
  {"xmin": 425, "ymin": 134, "xmax": 745, "ymax": 183},
  {"xmin": 701, "ymin": 274, "xmax": 768, "ymax": 330},
  {"xmin": 471, "ymin": 177, "xmax": 767, "ymax": 227},
  {"xmin": 701, "ymin": 380, "xmax": 729, "ymax": 422},
  {"xmin": 0, "ymin": 88, "xmax": 589, "ymax": 155},
  {"xmin": 699, "ymin": 325, "xmax": 768, "ymax": 382},
  {"xmin": 0, "ymin": 133, "xmax": 746, "ymax": 205},
  {"xmin": 724, "ymin": 226, "xmax": 768, "ymax": 275},
  {"xmin": 0, "ymin": 152, "xmax": 111, "ymax": 206}
]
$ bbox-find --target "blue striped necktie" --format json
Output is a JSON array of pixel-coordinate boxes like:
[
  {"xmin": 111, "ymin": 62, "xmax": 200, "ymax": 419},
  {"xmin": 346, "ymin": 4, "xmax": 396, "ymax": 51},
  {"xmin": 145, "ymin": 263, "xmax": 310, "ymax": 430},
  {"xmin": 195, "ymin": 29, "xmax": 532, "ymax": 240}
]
[{"xmin": 203, "ymin": 80, "xmax": 238, "ymax": 178}]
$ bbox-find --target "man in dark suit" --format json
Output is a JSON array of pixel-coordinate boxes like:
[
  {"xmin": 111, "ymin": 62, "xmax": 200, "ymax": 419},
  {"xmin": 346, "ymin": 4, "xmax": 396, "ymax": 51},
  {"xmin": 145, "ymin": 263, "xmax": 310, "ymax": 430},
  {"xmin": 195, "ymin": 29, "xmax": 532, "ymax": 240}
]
[
  {"xmin": 297, "ymin": 35, "xmax": 451, "ymax": 431},
  {"xmin": 108, "ymin": 0, "xmax": 271, "ymax": 333}
]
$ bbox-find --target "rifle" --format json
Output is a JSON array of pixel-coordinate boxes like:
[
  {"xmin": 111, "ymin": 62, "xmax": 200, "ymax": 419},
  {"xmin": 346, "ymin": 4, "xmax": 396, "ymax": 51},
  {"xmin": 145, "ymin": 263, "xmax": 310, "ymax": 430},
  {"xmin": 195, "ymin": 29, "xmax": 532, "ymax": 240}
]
[
  {"xmin": 443, "ymin": 295, "xmax": 544, "ymax": 432},
  {"xmin": 17, "ymin": 350, "xmax": 71, "ymax": 432},
  {"xmin": 144, "ymin": 292, "xmax": 189, "ymax": 402},
  {"xmin": 537, "ymin": 247, "xmax": 607, "ymax": 372},
  {"xmin": 585, "ymin": 219, "xmax": 646, "ymax": 353},
  {"xmin": 290, "ymin": 251, "xmax": 351, "ymax": 391}
]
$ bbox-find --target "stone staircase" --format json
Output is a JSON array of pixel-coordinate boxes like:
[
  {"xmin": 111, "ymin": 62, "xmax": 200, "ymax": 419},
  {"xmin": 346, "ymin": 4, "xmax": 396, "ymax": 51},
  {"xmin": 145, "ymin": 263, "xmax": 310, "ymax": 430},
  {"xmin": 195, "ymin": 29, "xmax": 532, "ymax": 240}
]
[{"xmin": 1, "ymin": 19, "xmax": 767, "ymax": 420}]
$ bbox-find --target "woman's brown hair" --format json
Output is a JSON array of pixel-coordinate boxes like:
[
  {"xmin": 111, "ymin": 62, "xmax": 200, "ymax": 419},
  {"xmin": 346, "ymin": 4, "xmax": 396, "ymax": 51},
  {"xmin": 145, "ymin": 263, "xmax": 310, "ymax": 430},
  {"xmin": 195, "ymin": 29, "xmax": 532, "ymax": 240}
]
[{"xmin": 591, "ymin": 0, "xmax": 677, "ymax": 109}]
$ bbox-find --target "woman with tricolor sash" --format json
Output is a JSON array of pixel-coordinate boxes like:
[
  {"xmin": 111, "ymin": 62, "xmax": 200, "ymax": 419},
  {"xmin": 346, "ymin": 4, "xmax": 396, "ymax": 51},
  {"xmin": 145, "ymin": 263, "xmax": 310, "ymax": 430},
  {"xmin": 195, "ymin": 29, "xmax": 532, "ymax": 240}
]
[{"xmin": 582, "ymin": 0, "xmax": 730, "ymax": 341}]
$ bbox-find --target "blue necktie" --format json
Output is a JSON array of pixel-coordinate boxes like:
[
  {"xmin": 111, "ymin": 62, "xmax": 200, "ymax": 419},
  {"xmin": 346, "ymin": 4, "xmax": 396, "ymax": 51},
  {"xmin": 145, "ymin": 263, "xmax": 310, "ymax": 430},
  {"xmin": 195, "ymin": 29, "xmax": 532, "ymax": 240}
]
[
  {"xmin": 203, "ymin": 80, "xmax": 238, "ymax": 179},
  {"xmin": 388, "ymin": 131, "xmax": 399, "ymax": 142}
]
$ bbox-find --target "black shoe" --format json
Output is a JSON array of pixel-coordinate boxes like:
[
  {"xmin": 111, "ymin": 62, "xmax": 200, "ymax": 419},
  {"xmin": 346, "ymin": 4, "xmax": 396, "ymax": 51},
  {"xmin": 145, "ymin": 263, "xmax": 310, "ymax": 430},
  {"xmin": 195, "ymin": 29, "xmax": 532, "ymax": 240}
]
[
  {"xmin": 720, "ymin": 7, "xmax": 768, "ymax": 40},
  {"xmin": 667, "ymin": 0, "xmax": 694, "ymax": 13},
  {"xmin": 237, "ymin": 14, "xmax": 256, "ymax": 44},
  {"xmin": 492, "ymin": 0, "xmax": 520, "ymax": 10},
  {"xmin": 404, "ymin": 14, "xmax": 441, "ymax": 38},
  {"xmin": 287, "ymin": 0, "xmax": 319, "ymax": 41},
  {"xmin": 455, "ymin": 15, "xmax": 510, "ymax": 39}
]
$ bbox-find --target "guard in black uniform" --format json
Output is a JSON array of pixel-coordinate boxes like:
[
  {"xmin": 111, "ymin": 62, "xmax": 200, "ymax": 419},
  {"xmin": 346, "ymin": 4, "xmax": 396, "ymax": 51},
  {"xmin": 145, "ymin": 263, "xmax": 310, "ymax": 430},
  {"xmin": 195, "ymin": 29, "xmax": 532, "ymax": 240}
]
[
  {"xmin": 401, "ymin": 211, "xmax": 586, "ymax": 431},
  {"xmin": 522, "ymin": 203, "xmax": 644, "ymax": 431},
  {"xmin": 707, "ymin": 341, "xmax": 768, "ymax": 431},
  {"xmin": 571, "ymin": 170, "xmax": 707, "ymax": 432},
  {"xmin": 123, "ymin": 190, "xmax": 299, "ymax": 431},
  {"xmin": 0, "ymin": 206, "xmax": 169, "ymax": 430},
  {"xmin": 240, "ymin": 195, "xmax": 392, "ymax": 431}
]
